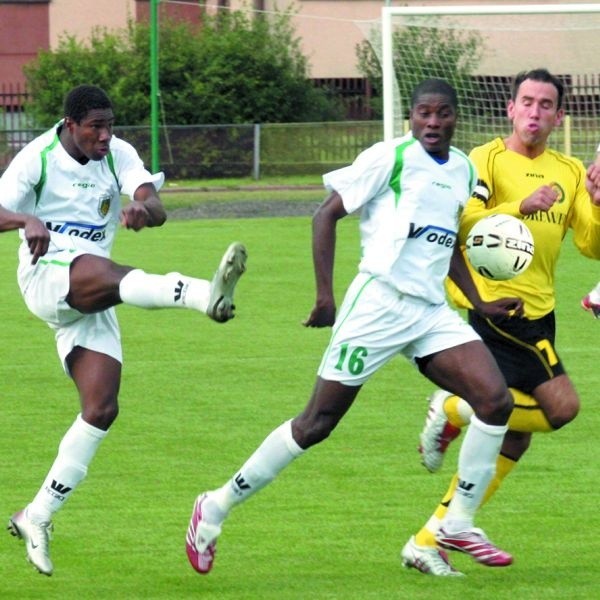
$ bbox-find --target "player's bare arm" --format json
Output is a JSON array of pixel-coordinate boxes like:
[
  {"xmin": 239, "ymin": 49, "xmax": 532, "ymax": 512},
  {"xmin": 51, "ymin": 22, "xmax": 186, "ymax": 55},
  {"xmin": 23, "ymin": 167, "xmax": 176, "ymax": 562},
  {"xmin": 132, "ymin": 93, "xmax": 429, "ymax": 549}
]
[
  {"xmin": 0, "ymin": 205, "xmax": 49, "ymax": 264},
  {"xmin": 120, "ymin": 182, "xmax": 167, "ymax": 230},
  {"xmin": 519, "ymin": 185, "xmax": 559, "ymax": 214},
  {"xmin": 303, "ymin": 190, "xmax": 347, "ymax": 328},
  {"xmin": 448, "ymin": 243, "xmax": 523, "ymax": 318}
]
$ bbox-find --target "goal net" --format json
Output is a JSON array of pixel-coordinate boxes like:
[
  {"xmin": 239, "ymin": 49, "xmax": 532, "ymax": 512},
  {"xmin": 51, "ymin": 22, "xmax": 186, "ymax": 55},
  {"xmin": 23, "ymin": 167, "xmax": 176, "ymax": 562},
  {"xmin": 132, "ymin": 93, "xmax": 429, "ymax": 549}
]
[{"xmin": 365, "ymin": 4, "xmax": 600, "ymax": 162}]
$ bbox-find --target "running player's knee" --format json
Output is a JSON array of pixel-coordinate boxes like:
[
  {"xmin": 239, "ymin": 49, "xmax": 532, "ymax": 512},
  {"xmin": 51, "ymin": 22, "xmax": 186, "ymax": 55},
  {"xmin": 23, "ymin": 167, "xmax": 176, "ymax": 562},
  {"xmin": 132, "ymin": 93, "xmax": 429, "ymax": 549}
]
[
  {"xmin": 470, "ymin": 386, "xmax": 513, "ymax": 426},
  {"xmin": 546, "ymin": 400, "xmax": 580, "ymax": 429},
  {"xmin": 81, "ymin": 398, "xmax": 119, "ymax": 431},
  {"xmin": 292, "ymin": 413, "xmax": 338, "ymax": 449}
]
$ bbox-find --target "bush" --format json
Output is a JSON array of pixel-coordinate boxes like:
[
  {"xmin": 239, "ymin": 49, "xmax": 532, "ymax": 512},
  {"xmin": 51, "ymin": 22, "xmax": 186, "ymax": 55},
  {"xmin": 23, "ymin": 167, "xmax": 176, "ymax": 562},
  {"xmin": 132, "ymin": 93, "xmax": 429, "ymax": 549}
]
[{"xmin": 24, "ymin": 11, "xmax": 344, "ymax": 128}]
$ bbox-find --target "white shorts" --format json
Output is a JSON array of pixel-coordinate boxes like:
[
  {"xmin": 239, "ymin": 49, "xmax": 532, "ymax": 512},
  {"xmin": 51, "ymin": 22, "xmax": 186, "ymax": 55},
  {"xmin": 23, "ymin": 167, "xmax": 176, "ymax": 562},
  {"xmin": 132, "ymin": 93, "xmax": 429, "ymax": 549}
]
[
  {"xmin": 318, "ymin": 273, "xmax": 480, "ymax": 385},
  {"xmin": 17, "ymin": 244, "xmax": 122, "ymax": 374}
]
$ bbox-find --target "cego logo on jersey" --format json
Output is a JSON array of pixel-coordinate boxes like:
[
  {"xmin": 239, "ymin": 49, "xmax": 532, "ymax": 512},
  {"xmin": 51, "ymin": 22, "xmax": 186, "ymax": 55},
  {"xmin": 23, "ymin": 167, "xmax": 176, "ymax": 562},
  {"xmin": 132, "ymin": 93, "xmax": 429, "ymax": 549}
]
[{"xmin": 407, "ymin": 222, "xmax": 456, "ymax": 247}]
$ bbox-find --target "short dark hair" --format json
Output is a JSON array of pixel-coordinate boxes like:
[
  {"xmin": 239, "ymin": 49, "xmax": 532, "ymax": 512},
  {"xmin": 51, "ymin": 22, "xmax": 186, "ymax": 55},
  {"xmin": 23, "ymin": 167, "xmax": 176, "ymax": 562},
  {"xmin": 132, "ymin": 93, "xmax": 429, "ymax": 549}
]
[
  {"xmin": 63, "ymin": 85, "xmax": 112, "ymax": 123},
  {"xmin": 511, "ymin": 69, "xmax": 565, "ymax": 109},
  {"xmin": 411, "ymin": 79, "xmax": 458, "ymax": 109}
]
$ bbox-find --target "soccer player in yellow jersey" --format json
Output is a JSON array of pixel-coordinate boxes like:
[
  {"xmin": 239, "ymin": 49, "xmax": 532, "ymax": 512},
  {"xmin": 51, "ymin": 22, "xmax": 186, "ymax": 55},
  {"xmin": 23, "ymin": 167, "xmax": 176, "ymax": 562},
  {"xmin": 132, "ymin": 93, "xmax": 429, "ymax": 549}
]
[{"xmin": 401, "ymin": 68, "xmax": 600, "ymax": 576}]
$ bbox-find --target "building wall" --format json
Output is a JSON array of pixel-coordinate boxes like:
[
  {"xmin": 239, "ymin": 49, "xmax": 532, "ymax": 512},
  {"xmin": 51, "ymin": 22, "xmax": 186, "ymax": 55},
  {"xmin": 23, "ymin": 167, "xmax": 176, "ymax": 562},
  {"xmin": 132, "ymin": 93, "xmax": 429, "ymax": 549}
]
[
  {"xmin": 236, "ymin": 0, "xmax": 600, "ymax": 78},
  {"xmin": 48, "ymin": 0, "xmax": 137, "ymax": 47},
  {"xmin": 0, "ymin": 1, "xmax": 49, "ymax": 88}
]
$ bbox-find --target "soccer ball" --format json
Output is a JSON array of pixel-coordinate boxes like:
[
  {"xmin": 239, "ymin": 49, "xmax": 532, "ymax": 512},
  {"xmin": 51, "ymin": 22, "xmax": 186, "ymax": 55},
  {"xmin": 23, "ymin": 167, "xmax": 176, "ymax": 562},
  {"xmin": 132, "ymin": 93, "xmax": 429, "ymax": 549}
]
[{"xmin": 465, "ymin": 214, "xmax": 534, "ymax": 281}]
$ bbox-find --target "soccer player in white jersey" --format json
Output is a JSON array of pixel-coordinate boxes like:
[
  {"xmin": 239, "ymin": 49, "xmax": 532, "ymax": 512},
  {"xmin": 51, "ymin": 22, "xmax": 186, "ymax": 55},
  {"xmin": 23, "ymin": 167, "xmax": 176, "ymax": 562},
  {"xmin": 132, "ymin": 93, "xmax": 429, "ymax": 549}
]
[
  {"xmin": 1, "ymin": 85, "xmax": 247, "ymax": 576},
  {"xmin": 184, "ymin": 79, "xmax": 513, "ymax": 576}
]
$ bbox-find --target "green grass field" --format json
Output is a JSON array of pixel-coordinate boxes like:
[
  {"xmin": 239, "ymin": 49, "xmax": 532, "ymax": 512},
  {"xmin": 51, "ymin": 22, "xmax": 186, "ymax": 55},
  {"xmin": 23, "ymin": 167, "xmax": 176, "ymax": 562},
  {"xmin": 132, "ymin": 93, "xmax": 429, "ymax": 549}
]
[{"xmin": 0, "ymin": 212, "xmax": 599, "ymax": 599}]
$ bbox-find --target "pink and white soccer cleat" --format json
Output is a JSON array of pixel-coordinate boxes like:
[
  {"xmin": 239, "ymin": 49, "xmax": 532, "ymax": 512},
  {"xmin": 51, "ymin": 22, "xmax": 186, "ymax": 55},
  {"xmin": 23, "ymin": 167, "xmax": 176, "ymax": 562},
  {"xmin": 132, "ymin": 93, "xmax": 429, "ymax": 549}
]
[
  {"xmin": 185, "ymin": 494, "xmax": 222, "ymax": 574},
  {"xmin": 436, "ymin": 527, "xmax": 513, "ymax": 567}
]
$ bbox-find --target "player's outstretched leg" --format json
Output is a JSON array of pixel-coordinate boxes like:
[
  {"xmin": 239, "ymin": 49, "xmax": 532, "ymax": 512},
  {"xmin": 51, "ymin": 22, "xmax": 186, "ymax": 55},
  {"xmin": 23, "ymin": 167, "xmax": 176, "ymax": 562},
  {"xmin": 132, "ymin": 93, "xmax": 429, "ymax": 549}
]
[
  {"xmin": 7, "ymin": 509, "xmax": 54, "ymax": 576},
  {"xmin": 419, "ymin": 390, "xmax": 461, "ymax": 472},
  {"xmin": 185, "ymin": 494, "xmax": 222, "ymax": 574},
  {"xmin": 401, "ymin": 536, "xmax": 464, "ymax": 576},
  {"xmin": 207, "ymin": 242, "xmax": 248, "ymax": 323}
]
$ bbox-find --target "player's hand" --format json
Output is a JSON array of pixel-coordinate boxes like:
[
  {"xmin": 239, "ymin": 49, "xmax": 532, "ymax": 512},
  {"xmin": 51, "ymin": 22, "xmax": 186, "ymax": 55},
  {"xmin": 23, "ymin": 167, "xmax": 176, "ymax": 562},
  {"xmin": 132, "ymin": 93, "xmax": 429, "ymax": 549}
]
[
  {"xmin": 23, "ymin": 215, "xmax": 50, "ymax": 264},
  {"xmin": 586, "ymin": 162, "xmax": 600, "ymax": 205},
  {"xmin": 519, "ymin": 185, "xmax": 559, "ymax": 214},
  {"xmin": 120, "ymin": 201, "xmax": 152, "ymax": 231},
  {"xmin": 473, "ymin": 297, "xmax": 524, "ymax": 319},
  {"xmin": 303, "ymin": 301, "xmax": 336, "ymax": 328}
]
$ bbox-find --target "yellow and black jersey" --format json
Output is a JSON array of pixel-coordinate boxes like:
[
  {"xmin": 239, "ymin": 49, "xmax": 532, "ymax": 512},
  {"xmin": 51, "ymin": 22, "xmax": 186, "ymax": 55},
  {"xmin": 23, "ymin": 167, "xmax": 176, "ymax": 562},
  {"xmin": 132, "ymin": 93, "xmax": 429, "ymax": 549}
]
[{"xmin": 448, "ymin": 137, "xmax": 600, "ymax": 319}]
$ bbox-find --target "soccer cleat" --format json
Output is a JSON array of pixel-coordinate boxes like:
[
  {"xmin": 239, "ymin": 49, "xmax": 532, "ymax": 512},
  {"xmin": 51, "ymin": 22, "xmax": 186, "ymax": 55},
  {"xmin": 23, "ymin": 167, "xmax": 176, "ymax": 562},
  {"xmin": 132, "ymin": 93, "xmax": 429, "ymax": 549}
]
[
  {"xmin": 186, "ymin": 494, "xmax": 222, "ymax": 574},
  {"xmin": 207, "ymin": 242, "xmax": 247, "ymax": 323},
  {"xmin": 581, "ymin": 293, "xmax": 600, "ymax": 318},
  {"xmin": 419, "ymin": 390, "xmax": 462, "ymax": 473},
  {"xmin": 7, "ymin": 509, "xmax": 54, "ymax": 576},
  {"xmin": 436, "ymin": 527, "xmax": 513, "ymax": 567},
  {"xmin": 401, "ymin": 536, "xmax": 464, "ymax": 576}
]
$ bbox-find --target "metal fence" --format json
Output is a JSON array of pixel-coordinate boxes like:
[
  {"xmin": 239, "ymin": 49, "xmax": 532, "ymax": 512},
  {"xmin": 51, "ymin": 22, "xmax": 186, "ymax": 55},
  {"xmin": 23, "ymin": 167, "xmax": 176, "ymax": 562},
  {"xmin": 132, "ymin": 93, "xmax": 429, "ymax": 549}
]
[{"xmin": 0, "ymin": 121, "xmax": 385, "ymax": 179}]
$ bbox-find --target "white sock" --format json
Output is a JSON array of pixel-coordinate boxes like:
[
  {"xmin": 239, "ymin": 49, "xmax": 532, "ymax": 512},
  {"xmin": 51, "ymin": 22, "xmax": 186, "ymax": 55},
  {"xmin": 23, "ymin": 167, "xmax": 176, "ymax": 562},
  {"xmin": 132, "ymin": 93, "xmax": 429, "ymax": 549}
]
[
  {"xmin": 424, "ymin": 514, "xmax": 442, "ymax": 537},
  {"xmin": 27, "ymin": 415, "xmax": 107, "ymax": 523},
  {"xmin": 119, "ymin": 269, "xmax": 210, "ymax": 312},
  {"xmin": 441, "ymin": 415, "xmax": 507, "ymax": 533},
  {"xmin": 203, "ymin": 420, "xmax": 304, "ymax": 524},
  {"xmin": 590, "ymin": 282, "xmax": 600, "ymax": 303}
]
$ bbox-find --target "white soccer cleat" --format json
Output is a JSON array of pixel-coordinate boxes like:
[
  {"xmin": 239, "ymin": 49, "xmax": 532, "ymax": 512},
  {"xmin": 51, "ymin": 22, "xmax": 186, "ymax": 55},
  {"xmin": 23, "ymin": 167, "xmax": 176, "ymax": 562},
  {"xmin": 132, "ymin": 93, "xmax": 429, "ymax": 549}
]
[
  {"xmin": 207, "ymin": 242, "xmax": 247, "ymax": 323},
  {"xmin": 8, "ymin": 509, "xmax": 54, "ymax": 576},
  {"xmin": 418, "ymin": 390, "xmax": 461, "ymax": 473},
  {"xmin": 401, "ymin": 536, "xmax": 464, "ymax": 576}
]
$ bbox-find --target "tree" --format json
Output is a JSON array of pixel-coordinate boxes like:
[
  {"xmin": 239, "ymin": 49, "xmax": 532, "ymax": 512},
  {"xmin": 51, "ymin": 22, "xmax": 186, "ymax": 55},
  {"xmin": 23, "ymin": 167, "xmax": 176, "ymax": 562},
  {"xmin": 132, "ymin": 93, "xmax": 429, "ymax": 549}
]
[
  {"xmin": 356, "ymin": 20, "xmax": 483, "ymax": 118},
  {"xmin": 24, "ymin": 11, "xmax": 343, "ymax": 127}
]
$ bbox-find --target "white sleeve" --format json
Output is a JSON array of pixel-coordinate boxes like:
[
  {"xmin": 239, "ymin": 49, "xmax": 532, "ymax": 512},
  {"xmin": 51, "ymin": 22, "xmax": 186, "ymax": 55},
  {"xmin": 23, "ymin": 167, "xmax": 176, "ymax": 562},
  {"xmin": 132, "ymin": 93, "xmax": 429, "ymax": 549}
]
[
  {"xmin": 111, "ymin": 137, "xmax": 165, "ymax": 198},
  {"xmin": 0, "ymin": 145, "xmax": 41, "ymax": 214},
  {"xmin": 322, "ymin": 141, "xmax": 393, "ymax": 214}
]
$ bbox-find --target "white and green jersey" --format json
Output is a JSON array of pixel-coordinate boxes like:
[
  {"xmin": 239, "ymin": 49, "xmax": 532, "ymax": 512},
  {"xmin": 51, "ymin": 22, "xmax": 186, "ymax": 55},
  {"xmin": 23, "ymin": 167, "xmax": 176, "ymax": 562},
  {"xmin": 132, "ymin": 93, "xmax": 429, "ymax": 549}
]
[
  {"xmin": 0, "ymin": 121, "xmax": 164, "ymax": 259},
  {"xmin": 323, "ymin": 133, "xmax": 476, "ymax": 304}
]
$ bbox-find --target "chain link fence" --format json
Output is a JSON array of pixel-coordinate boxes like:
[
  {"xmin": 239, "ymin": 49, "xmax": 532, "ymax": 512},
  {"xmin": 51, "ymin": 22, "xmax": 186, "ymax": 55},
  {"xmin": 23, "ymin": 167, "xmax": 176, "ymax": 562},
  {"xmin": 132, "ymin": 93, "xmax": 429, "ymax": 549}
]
[{"xmin": 0, "ymin": 121, "xmax": 384, "ymax": 179}]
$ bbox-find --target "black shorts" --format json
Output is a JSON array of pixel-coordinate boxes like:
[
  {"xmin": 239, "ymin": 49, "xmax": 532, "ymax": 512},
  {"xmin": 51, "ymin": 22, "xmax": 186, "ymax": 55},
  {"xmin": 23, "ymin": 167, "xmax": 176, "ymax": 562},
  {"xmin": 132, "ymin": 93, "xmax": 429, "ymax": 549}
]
[{"xmin": 468, "ymin": 310, "xmax": 565, "ymax": 394}]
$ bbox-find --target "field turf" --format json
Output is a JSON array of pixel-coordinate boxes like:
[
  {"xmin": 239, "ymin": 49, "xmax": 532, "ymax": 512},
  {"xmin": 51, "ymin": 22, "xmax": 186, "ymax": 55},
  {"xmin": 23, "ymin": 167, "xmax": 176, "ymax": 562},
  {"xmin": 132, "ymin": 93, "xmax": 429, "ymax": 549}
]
[{"xmin": 0, "ymin": 214, "xmax": 599, "ymax": 599}]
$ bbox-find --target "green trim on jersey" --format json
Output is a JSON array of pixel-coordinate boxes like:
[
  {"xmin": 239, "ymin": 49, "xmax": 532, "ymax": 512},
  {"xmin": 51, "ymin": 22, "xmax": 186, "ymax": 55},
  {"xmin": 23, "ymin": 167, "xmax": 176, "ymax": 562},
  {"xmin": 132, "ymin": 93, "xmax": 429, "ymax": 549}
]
[
  {"xmin": 389, "ymin": 138, "xmax": 417, "ymax": 207},
  {"xmin": 34, "ymin": 132, "xmax": 119, "ymax": 205},
  {"xmin": 106, "ymin": 151, "xmax": 119, "ymax": 188},
  {"xmin": 33, "ymin": 134, "xmax": 61, "ymax": 206}
]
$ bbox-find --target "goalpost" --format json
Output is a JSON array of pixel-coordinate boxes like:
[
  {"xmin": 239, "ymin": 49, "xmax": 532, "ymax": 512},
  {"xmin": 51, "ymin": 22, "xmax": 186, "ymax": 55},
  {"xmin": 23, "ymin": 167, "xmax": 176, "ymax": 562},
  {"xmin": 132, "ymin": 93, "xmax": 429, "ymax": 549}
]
[{"xmin": 380, "ymin": 3, "xmax": 600, "ymax": 161}]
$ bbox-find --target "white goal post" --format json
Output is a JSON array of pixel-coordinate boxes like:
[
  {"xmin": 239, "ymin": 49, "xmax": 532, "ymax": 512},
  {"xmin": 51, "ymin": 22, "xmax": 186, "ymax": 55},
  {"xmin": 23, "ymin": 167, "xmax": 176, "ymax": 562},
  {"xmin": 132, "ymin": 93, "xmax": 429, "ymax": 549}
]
[{"xmin": 381, "ymin": 3, "xmax": 600, "ymax": 161}]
